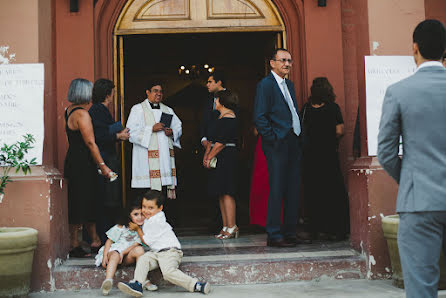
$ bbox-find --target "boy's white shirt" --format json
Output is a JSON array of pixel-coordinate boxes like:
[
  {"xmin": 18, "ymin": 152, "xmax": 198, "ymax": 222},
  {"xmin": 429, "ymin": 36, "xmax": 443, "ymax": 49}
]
[{"xmin": 141, "ymin": 211, "xmax": 181, "ymax": 252}]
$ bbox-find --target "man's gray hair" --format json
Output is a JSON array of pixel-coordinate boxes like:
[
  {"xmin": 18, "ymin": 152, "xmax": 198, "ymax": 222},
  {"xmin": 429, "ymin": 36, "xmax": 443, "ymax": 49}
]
[{"xmin": 67, "ymin": 78, "xmax": 93, "ymax": 104}]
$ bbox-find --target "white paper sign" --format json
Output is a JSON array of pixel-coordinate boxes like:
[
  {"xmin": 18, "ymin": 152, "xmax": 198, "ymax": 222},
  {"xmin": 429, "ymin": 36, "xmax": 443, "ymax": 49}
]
[
  {"xmin": 365, "ymin": 56, "xmax": 416, "ymax": 156},
  {"xmin": 0, "ymin": 64, "xmax": 44, "ymax": 164}
]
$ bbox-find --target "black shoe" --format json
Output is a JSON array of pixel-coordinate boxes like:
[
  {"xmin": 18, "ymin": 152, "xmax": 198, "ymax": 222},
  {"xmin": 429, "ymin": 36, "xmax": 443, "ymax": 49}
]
[
  {"xmin": 267, "ymin": 238, "xmax": 296, "ymax": 248},
  {"xmin": 118, "ymin": 281, "xmax": 143, "ymax": 297},
  {"xmin": 194, "ymin": 281, "xmax": 211, "ymax": 294},
  {"xmin": 69, "ymin": 246, "xmax": 91, "ymax": 258},
  {"xmin": 285, "ymin": 237, "xmax": 312, "ymax": 245}
]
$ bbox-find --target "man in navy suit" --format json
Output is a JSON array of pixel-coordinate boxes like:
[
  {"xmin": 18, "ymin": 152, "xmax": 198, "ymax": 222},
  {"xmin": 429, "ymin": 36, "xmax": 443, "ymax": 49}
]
[{"xmin": 254, "ymin": 48, "xmax": 302, "ymax": 247}]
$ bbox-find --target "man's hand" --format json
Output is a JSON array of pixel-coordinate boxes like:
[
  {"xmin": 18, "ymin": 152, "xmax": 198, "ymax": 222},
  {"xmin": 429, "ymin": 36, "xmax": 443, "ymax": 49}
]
[
  {"xmin": 128, "ymin": 222, "xmax": 139, "ymax": 231},
  {"xmin": 152, "ymin": 123, "xmax": 165, "ymax": 132},
  {"xmin": 164, "ymin": 127, "xmax": 173, "ymax": 136}
]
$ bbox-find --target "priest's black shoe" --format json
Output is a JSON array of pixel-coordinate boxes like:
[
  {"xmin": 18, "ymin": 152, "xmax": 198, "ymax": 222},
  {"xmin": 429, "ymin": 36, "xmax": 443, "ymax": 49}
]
[{"xmin": 267, "ymin": 238, "xmax": 296, "ymax": 248}]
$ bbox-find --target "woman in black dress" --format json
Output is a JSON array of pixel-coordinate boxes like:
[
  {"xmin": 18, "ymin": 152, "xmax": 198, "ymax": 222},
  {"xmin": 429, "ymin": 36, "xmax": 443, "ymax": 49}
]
[
  {"xmin": 89, "ymin": 79, "xmax": 129, "ymax": 242},
  {"xmin": 301, "ymin": 77, "xmax": 350, "ymax": 241},
  {"xmin": 203, "ymin": 90, "xmax": 239, "ymax": 239},
  {"xmin": 64, "ymin": 78, "xmax": 113, "ymax": 257}
]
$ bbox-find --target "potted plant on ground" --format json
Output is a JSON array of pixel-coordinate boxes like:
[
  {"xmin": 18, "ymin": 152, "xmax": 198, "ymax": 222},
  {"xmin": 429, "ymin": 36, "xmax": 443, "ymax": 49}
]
[
  {"xmin": 0, "ymin": 134, "xmax": 39, "ymax": 297},
  {"xmin": 382, "ymin": 215, "xmax": 446, "ymax": 289}
]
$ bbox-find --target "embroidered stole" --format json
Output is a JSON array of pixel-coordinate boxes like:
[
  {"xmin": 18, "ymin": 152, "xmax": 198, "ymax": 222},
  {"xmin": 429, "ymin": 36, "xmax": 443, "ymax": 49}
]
[{"xmin": 141, "ymin": 101, "xmax": 176, "ymax": 199}]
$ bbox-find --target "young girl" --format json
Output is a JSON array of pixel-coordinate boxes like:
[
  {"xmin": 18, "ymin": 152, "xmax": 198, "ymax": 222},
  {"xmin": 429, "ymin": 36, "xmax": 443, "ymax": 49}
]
[{"xmin": 95, "ymin": 200, "xmax": 157, "ymax": 295}]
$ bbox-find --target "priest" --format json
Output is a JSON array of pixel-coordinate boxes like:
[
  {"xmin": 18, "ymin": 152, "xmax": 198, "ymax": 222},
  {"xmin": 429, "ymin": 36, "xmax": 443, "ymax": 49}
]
[{"xmin": 126, "ymin": 82, "xmax": 182, "ymax": 200}]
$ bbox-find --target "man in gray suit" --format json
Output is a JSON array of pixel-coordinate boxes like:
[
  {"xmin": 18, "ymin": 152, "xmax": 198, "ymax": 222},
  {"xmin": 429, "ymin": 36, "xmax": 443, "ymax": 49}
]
[{"xmin": 378, "ymin": 19, "xmax": 446, "ymax": 298}]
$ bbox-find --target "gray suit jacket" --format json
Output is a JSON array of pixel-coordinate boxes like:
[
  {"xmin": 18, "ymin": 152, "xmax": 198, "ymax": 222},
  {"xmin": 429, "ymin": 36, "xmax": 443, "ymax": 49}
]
[{"xmin": 378, "ymin": 65, "xmax": 446, "ymax": 213}]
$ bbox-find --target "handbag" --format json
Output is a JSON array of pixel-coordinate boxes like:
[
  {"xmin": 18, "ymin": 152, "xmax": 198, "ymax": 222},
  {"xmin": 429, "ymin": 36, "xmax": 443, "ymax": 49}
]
[{"xmin": 209, "ymin": 157, "xmax": 217, "ymax": 168}]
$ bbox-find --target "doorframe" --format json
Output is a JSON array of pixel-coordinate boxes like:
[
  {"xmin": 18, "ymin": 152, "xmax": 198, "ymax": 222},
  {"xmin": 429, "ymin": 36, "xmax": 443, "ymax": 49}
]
[
  {"xmin": 94, "ymin": 0, "xmax": 307, "ymax": 102},
  {"xmin": 94, "ymin": 0, "xmax": 307, "ymax": 206}
]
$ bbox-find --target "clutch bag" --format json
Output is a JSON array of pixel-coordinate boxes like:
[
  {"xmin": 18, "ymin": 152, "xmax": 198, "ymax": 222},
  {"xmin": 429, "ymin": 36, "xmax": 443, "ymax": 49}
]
[{"xmin": 209, "ymin": 157, "xmax": 217, "ymax": 168}]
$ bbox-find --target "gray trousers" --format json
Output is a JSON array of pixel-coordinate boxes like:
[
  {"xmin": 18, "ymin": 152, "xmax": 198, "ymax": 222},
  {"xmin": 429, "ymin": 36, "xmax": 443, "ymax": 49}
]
[{"xmin": 398, "ymin": 212, "xmax": 446, "ymax": 298}]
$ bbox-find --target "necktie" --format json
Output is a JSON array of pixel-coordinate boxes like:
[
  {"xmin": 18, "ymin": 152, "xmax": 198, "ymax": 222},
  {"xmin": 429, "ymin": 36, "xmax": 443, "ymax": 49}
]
[
  {"xmin": 150, "ymin": 102, "xmax": 160, "ymax": 109},
  {"xmin": 281, "ymin": 80, "xmax": 301, "ymax": 136}
]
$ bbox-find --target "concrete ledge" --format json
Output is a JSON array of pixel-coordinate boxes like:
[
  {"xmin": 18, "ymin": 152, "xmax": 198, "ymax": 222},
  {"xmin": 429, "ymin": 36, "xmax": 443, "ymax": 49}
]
[
  {"xmin": 0, "ymin": 166, "xmax": 69, "ymax": 291},
  {"xmin": 53, "ymin": 254, "xmax": 366, "ymax": 289}
]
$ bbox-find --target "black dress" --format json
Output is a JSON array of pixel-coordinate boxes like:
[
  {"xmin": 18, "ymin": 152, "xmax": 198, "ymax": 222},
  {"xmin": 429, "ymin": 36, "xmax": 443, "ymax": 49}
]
[
  {"xmin": 89, "ymin": 103, "xmax": 121, "ymax": 209},
  {"xmin": 301, "ymin": 102, "xmax": 350, "ymax": 237},
  {"xmin": 64, "ymin": 107, "xmax": 98, "ymax": 224},
  {"xmin": 207, "ymin": 117, "xmax": 239, "ymax": 198}
]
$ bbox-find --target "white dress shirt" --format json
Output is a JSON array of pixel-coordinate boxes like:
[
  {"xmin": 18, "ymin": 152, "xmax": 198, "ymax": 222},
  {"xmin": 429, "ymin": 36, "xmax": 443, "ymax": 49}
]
[
  {"xmin": 141, "ymin": 211, "xmax": 181, "ymax": 252},
  {"xmin": 416, "ymin": 61, "xmax": 444, "ymax": 72},
  {"xmin": 271, "ymin": 70, "xmax": 301, "ymax": 136}
]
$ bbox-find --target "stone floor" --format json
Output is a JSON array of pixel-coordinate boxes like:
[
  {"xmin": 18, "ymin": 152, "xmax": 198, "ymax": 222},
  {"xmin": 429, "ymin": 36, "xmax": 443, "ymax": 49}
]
[
  {"xmin": 32, "ymin": 279, "xmax": 406, "ymax": 297},
  {"xmin": 54, "ymin": 234, "xmax": 366, "ymax": 290}
]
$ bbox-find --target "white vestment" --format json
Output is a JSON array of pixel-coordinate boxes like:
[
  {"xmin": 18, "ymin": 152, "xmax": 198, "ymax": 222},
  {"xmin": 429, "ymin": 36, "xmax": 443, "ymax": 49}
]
[{"xmin": 126, "ymin": 99, "xmax": 182, "ymax": 189}]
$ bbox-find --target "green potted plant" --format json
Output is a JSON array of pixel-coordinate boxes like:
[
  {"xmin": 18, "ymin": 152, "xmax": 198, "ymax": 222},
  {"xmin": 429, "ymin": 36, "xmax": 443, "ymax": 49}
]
[{"xmin": 0, "ymin": 134, "xmax": 39, "ymax": 297}]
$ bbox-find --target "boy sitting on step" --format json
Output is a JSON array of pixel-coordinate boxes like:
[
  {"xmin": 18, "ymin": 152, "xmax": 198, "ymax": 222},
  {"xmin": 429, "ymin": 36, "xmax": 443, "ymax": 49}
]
[{"xmin": 118, "ymin": 190, "xmax": 210, "ymax": 297}]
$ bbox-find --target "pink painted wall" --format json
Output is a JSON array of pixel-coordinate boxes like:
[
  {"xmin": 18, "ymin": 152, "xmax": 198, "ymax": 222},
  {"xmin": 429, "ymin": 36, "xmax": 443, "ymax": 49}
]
[
  {"xmin": 0, "ymin": 0, "xmax": 68, "ymax": 291},
  {"xmin": 425, "ymin": 0, "xmax": 446, "ymax": 24},
  {"xmin": 303, "ymin": 1, "xmax": 350, "ymax": 173},
  {"xmin": 55, "ymin": 0, "xmax": 95, "ymax": 171},
  {"xmin": 367, "ymin": 0, "xmax": 425, "ymax": 56},
  {"xmin": 0, "ymin": 0, "xmax": 39, "ymax": 63},
  {"xmin": 346, "ymin": 0, "xmax": 426, "ymax": 279}
]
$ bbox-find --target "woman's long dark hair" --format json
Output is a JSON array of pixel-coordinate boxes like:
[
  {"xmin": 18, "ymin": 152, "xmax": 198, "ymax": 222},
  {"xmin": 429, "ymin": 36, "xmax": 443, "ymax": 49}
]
[{"xmin": 309, "ymin": 77, "xmax": 336, "ymax": 105}]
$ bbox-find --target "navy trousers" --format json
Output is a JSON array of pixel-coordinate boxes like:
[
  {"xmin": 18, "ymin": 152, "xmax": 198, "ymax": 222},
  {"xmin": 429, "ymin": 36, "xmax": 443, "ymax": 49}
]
[{"xmin": 261, "ymin": 132, "xmax": 302, "ymax": 240}]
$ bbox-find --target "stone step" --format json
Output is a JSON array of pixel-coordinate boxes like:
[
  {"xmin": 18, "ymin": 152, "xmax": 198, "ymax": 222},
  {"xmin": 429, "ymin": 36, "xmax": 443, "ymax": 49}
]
[{"xmin": 53, "ymin": 234, "xmax": 366, "ymax": 290}]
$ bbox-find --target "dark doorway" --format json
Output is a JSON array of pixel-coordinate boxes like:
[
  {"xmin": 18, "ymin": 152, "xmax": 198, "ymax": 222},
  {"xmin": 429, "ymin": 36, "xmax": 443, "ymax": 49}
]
[{"xmin": 121, "ymin": 32, "xmax": 278, "ymax": 232}]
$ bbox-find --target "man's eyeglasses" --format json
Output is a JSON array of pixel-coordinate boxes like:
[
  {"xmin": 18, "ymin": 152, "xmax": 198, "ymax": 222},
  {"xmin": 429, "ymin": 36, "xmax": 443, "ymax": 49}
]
[{"xmin": 273, "ymin": 58, "xmax": 293, "ymax": 64}]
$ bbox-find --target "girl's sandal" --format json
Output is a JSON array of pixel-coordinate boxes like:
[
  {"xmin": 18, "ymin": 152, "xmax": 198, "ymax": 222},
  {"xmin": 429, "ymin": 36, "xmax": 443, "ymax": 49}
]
[{"xmin": 69, "ymin": 246, "xmax": 91, "ymax": 258}]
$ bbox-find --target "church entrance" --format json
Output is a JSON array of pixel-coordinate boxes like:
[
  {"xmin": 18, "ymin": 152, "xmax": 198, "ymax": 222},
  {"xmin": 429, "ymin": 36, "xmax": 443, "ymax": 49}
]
[
  {"xmin": 113, "ymin": 0, "xmax": 287, "ymax": 233},
  {"xmin": 120, "ymin": 31, "xmax": 278, "ymax": 231}
]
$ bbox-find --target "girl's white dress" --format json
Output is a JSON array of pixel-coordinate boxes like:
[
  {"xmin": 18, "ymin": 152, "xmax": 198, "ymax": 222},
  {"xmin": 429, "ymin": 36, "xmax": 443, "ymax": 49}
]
[{"xmin": 95, "ymin": 224, "xmax": 141, "ymax": 267}]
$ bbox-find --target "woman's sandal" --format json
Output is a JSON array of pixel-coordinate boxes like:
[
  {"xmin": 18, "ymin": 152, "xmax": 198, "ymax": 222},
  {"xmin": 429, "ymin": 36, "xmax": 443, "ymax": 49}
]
[
  {"xmin": 220, "ymin": 225, "xmax": 239, "ymax": 240},
  {"xmin": 215, "ymin": 227, "xmax": 228, "ymax": 239},
  {"xmin": 69, "ymin": 246, "xmax": 91, "ymax": 258}
]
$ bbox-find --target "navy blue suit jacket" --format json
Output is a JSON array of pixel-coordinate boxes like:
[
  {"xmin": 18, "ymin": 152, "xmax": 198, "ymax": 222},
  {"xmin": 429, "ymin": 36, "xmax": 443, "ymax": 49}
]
[{"xmin": 253, "ymin": 72, "xmax": 299, "ymax": 143}]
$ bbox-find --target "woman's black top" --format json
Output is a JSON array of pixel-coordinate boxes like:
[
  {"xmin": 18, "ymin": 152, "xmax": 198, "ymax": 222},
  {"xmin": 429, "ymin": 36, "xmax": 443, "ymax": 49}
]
[
  {"xmin": 64, "ymin": 107, "xmax": 98, "ymax": 224},
  {"xmin": 300, "ymin": 101, "xmax": 349, "ymax": 236},
  {"xmin": 89, "ymin": 103, "xmax": 121, "ymax": 209},
  {"xmin": 207, "ymin": 117, "xmax": 239, "ymax": 198},
  {"xmin": 88, "ymin": 103, "xmax": 117, "ymax": 161}
]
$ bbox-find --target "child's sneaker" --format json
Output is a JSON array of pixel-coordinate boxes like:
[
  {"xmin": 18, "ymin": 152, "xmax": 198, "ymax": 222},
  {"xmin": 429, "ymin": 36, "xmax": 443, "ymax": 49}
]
[
  {"xmin": 143, "ymin": 280, "xmax": 158, "ymax": 291},
  {"xmin": 118, "ymin": 280, "xmax": 143, "ymax": 297},
  {"xmin": 101, "ymin": 278, "xmax": 113, "ymax": 296},
  {"xmin": 194, "ymin": 281, "xmax": 211, "ymax": 294}
]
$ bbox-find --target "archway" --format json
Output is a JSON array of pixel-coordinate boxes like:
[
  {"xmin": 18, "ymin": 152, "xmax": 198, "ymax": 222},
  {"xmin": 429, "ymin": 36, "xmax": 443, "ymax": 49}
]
[{"xmin": 93, "ymin": 0, "xmax": 307, "ymax": 232}]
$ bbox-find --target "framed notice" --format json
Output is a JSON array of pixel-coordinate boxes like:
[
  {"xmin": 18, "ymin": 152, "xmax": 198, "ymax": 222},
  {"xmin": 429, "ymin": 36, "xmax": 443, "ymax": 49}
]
[
  {"xmin": 0, "ymin": 64, "xmax": 44, "ymax": 164},
  {"xmin": 365, "ymin": 56, "xmax": 416, "ymax": 156}
]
